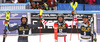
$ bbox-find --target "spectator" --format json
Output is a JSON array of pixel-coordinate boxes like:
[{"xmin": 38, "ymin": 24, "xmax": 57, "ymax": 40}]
[
  {"xmin": 47, "ymin": 0, "xmax": 56, "ymax": 10},
  {"xmin": 25, "ymin": 0, "xmax": 29, "ymax": 3},
  {"xmin": 38, "ymin": 5, "xmax": 43, "ymax": 9},
  {"xmin": 43, "ymin": 0, "xmax": 47, "ymax": 3},
  {"xmin": 86, "ymin": 0, "xmax": 95, "ymax": 4},
  {"xmin": 58, "ymin": 0, "xmax": 71, "ymax": 3},
  {"xmin": 0, "ymin": 0, "xmax": 2, "ymax": 3},
  {"xmin": 18, "ymin": 0, "xmax": 21, "ymax": 3},
  {"xmin": 66, "ymin": 0, "xmax": 71, "ymax": 3},
  {"xmin": 12, "ymin": 0, "xmax": 18, "ymax": 3},
  {"xmin": 58, "ymin": 0, "xmax": 65, "ymax": 3},
  {"xmin": 35, "ymin": 2, "xmax": 39, "ymax": 9},
  {"xmin": 78, "ymin": 0, "xmax": 86, "ymax": 4},
  {"xmin": 43, "ymin": 3, "xmax": 49, "ymax": 10},
  {"xmin": 30, "ymin": 2, "xmax": 36, "ymax": 9},
  {"xmin": 18, "ymin": 0, "xmax": 25, "ymax": 3}
]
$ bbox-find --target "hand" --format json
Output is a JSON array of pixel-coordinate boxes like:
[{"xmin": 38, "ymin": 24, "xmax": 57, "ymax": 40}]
[
  {"xmin": 39, "ymin": 18, "xmax": 43, "ymax": 21},
  {"xmin": 4, "ymin": 20, "xmax": 7, "ymax": 24},
  {"xmin": 3, "ymin": 34, "xmax": 7, "ymax": 37},
  {"xmin": 95, "ymin": 38, "xmax": 97, "ymax": 40}
]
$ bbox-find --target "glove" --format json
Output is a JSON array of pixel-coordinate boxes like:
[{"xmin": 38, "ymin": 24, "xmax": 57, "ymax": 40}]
[{"xmin": 39, "ymin": 18, "xmax": 43, "ymax": 21}]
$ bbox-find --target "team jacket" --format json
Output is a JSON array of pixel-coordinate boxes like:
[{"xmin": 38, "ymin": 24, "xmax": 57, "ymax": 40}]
[
  {"xmin": 77, "ymin": 21, "xmax": 96, "ymax": 38},
  {"xmin": 80, "ymin": 22, "xmax": 91, "ymax": 36}
]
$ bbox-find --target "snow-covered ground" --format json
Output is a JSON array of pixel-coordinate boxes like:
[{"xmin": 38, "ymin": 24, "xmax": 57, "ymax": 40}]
[{"xmin": 0, "ymin": 33, "xmax": 100, "ymax": 42}]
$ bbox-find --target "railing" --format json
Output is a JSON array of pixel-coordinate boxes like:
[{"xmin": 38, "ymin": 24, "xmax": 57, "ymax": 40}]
[
  {"xmin": 0, "ymin": 2, "xmax": 30, "ymax": 10},
  {"xmin": 0, "ymin": 9, "xmax": 100, "ymax": 13}
]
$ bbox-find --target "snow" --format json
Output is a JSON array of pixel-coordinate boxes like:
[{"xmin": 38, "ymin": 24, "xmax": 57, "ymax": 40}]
[{"xmin": 0, "ymin": 33, "xmax": 100, "ymax": 42}]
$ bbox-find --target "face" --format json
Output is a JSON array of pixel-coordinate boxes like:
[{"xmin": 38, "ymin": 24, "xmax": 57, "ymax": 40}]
[
  {"xmin": 83, "ymin": 17, "xmax": 88, "ymax": 23},
  {"xmin": 37, "ymin": 3, "xmax": 39, "ymax": 5},
  {"xmin": 22, "ymin": 18, "xmax": 27, "ymax": 24},
  {"xmin": 58, "ymin": 17, "xmax": 63, "ymax": 22}
]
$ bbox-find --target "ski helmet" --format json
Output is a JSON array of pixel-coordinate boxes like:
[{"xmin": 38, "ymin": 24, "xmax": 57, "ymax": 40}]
[
  {"xmin": 57, "ymin": 13, "xmax": 64, "ymax": 22},
  {"xmin": 21, "ymin": 15, "xmax": 28, "ymax": 22},
  {"xmin": 82, "ymin": 15, "xmax": 88, "ymax": 19}
]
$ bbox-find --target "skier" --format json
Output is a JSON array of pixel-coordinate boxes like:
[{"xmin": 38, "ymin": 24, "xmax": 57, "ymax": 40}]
[
  {"xmin": 7, "ymin": 15, "xmax": 40, "ymax": 42},
  {"xmin": 77, "ymin": 15, "xmax": 97, "ymax": 42},
  {"xmin": 39, "ymin": 13, "xmax": 76, "ymax": 42}
]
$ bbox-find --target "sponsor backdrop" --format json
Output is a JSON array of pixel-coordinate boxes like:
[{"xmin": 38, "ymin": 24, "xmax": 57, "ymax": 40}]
[
  {"xmin": 31, "ymin": 13, "xmax": 93, "ymax": 33},
  {"xmin": 97, "ymin": 14, "xmax": 100, "ymax": 33}
]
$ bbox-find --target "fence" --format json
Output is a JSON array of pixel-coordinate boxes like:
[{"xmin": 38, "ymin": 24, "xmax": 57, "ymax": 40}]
[{"xmin": 0, "ymin": 2, "xmax": 30, "ymax": 10}]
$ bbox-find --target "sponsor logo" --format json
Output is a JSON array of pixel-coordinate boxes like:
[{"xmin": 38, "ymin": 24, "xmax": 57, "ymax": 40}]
[
  {"xmin": 9, "ymin": 22, "xmax": 17, "ymax": 27},
  {"xmin": 11, "ymin": 13, "xmax": 18, "ymax": 17},
  {"xmin": 0, "ymin": 13, "xmax": 5, "ymax": 17}
]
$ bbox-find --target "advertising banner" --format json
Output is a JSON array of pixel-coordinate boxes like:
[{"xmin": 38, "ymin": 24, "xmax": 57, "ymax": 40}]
[{"xmin": 31, "ymin": 13, "xmax": 93, "ymax": 33}]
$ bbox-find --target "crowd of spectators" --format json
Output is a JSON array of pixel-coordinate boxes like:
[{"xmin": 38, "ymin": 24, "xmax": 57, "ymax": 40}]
[
  {"xmin": 30, "ymin": 0, "xmax": 96, "ymax": 10},
  {"xmin": 30, "ymin": 2, "xmax": 49, "ymax": 10},
  {"xmin": 1, "ymin": 0, "xmax": 97, "ymax": 5},
  {"xmin": 30, "ymin": 0, "xmax": 57, "ymax": 10},
  {"xmin": 1, "ymin": 0, "xmax": 96, "ymax": 10}
]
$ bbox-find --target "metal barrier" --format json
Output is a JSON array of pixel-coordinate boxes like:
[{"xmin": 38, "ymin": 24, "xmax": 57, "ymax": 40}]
[
  {"xmin": 0, "ymin": 2, "xmax": 30, "ymax": 10},
  {"xmin": 0, "ymin": 9, "xmax": 100, "ymax": 13}
]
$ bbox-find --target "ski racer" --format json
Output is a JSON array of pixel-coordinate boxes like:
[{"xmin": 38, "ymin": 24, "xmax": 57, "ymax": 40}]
[
  {"xmin": 77, "ymin": 15, "xmax": 97, "ymax": 42},
  {"xmin": 39, "ymin": 13, "xmax": 76, "ymax": 42},
  {"xmin": 7, "ymin": 15, "xmax": 40, "ymax": 42}
]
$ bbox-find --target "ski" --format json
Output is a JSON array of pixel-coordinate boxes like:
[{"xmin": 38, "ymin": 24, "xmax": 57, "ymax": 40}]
[
  {"xmin": 3, "ymin": 11, "xmax": 10, "ymax": 42},
  {"xmin": 70, "ymin": 10, "xmax": 79, "ymax": 40},
  {"xmin": 73, "ymin": 11, "xmax": 79, "ymax": 40},
  {"xmin": 54, "ymin": 23, "xmax": 58, "ymax": 42},
  {"xmin": 70, "ymin": 1, "xmax": 79, "ymax": 40},
  {"xmin": 91, "ymin": 17, "xmax": 97, "ymax": 42},
  {"xmin": 70, "ymin": 13, "xmax": 74, "ymax": 40},
  {"xmin": 39, "ymin": 9, "xmax": 43, "ymax": 42}
]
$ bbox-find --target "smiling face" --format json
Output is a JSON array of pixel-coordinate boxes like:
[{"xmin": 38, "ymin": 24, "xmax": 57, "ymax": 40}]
[
  {"xmin": 22, "ymin": 18, "xmax": 27, "ymax": 24},
  {"xmin": 58, "ymin": 17, "xmax": 63, "ymax": 22},
  {"xmin": 82, "ymin": 17, "xmax": 88, "ymax": 23}
]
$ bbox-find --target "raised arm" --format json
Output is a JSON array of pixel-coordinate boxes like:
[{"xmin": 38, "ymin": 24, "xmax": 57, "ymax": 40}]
[
  {"xmin": 39, "ymin": 9, "xmax": 54, "ymax": 27},
  {"xmin": 8, "ymin": 25, "xmax": 19, "ymax": 31},
  {"xmin": 65, "ymin": 21, "xmax": 76, "ymax": 27},
  {"xmin": 28, "ymin": 20, "xmax": 40, "ymax": 29},
  {"xmin": 41, "ymin": 20, "xmax": 54, "ymax": 26}
]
